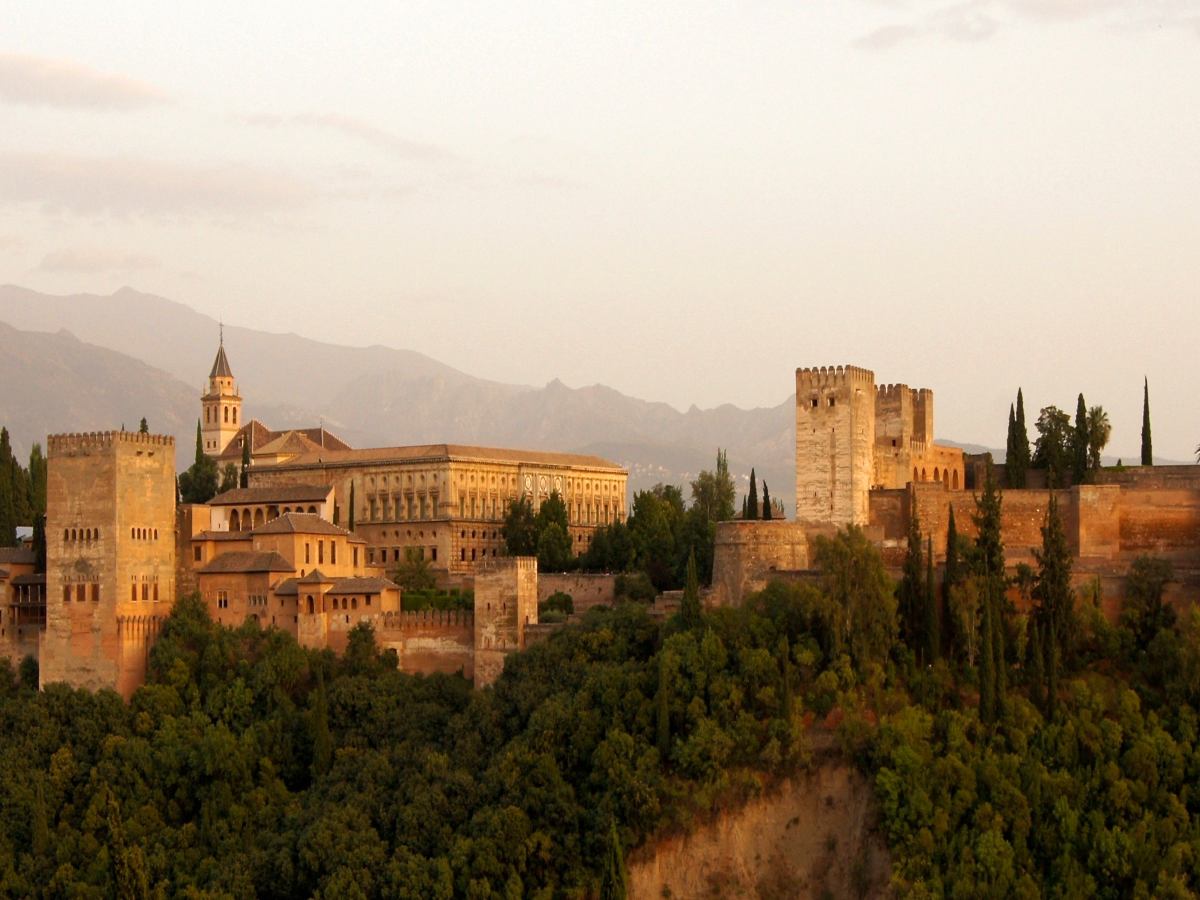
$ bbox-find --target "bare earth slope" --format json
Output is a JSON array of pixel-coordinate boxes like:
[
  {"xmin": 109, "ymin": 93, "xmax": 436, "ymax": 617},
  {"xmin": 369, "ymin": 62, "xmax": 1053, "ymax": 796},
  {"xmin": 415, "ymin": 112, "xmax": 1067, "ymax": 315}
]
[{"xmin": 628, "ymin": 760, "xmax": 891, "ymax": 899}]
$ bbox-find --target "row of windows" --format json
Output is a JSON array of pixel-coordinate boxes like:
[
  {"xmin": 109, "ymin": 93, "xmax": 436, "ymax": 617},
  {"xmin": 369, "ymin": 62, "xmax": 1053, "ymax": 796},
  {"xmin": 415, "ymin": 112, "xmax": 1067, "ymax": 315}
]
[
  {"xmin": 130, "ymin": 527, "xmax": 159, "ymax": 540},
  {"xmin": 367, "ymin": 546, "xmax": 438, "ymax": 564},
  {"xmin": 62, "ymin": 583, "xmax": 100, "ymax": 603},
  {"xmin": 305, "ymin": 595, "xmax": 375, "ymax": 614},
  {"xmin": 204, "ymin": 404, "xmax": 239, "ymax": 425},
  {"xmin": 131, "ymin": 583, "xmax": 161, "ymax": 603},
  {"xmin": 64, "ymin": 528, "xmax": 99, "ymax": 543},
  {"xmin": 303, "ymin": 540, "xmax": 338, "ymax": 566}
]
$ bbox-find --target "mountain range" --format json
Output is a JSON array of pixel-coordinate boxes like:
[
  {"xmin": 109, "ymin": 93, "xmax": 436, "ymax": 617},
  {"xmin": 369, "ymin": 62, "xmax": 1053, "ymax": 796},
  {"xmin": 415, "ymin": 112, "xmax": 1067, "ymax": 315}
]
[{"xmin": 0, "ymin": 285, "xmax": 798, "ymax": 509}]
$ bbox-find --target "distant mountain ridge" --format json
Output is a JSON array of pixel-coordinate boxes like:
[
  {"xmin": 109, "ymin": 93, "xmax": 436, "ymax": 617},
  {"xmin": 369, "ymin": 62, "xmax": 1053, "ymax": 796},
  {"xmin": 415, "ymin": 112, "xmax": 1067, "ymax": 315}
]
[{"xmin": 0, "ymin": 285, "xmax": 797, "ymax": 506}]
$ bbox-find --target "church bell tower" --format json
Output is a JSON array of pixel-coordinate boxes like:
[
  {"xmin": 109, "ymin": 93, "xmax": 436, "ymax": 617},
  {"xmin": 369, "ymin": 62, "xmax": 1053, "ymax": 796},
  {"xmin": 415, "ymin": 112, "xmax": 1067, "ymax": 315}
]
[{"xmin": 201, "ymin": 327, "xmax": 242, "ymax": 458}]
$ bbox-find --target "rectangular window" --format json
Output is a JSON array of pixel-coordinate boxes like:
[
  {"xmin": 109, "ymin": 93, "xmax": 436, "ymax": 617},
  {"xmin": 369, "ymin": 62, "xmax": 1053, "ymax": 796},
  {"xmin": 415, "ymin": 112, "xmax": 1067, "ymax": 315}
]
[
  {"xmin": 318, "ymin": 540, "xmax": 324, "ymax": 565},
  {"xmin": 367, "ymin": 548, "xmax": 374, "ymax": 564},
  {"xmin": 194, "ymin": 546, "xmax": 202, "ymax": 561},
  {"xmin": 153, "ymin": 583, "xmax": 159, "ymax": 603},
  {"xmin": 366, "ymin": 597, "xmax": 372, "ymax": 607},
  {"xmin": 331, "ymin": 541, "xmax": 337, "ymax": 565},
  {"xmin": 76, "ymin": 584, "xmax": 86, "ymax": 602},
  {"xmin": 353, "ymin": 547, "xmax": 359, "ymax": 567},
  {"xmin": 63, "ymin": 585, "xmax": 70, "ymax": 603},
  {"xmin": 305, "ymin": 543, "xmax": 311, "ymax": 564},
  {"xmin": 91, "ymin": 583, "xmax": 99, "ymax": 603},
  {"xmin": 431, "ymin": 547, "xmax": 437, "ymax": 562},
  {"xmin": 142, "ymin": 583, "xmax": 149, "ymax": 602}
]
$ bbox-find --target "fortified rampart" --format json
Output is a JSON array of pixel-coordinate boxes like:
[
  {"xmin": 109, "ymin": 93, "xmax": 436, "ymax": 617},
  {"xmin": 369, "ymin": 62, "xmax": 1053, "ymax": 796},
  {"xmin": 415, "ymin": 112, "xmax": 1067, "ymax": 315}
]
[
  {"xmin": 473, "ymin": 557, "xmax": 538, "ymax": 688},
  {"xmin": 537, "ymin": 572, "xmax": 617, "ymax": 616}
]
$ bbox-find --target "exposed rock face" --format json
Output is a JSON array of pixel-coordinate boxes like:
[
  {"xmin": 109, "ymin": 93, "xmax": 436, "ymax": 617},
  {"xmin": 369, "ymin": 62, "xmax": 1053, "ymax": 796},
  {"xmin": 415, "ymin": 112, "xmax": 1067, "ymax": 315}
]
[{"xmin": 628, "ymin": 761, "xmax": 891, "ymax": 900}]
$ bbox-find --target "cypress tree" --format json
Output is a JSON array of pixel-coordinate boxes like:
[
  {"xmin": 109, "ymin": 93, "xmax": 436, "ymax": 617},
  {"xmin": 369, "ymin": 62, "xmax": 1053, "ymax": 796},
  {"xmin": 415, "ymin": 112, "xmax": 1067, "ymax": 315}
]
[
  {"xmin": 1028, "ymin": 619, "xmax": 1045, "ymax": 713},
  {"xmin": 741, "ymin": 495, "xmax": 747, "ymax": 519},
  {"xmin": 899, "ymin": 503, "xmax": 924, "ymax": 652},
  {"xmin": 0, "ymin": 428, "xmax": 14, "ymax": 547},
  {"xmin": 600, "ymin": 818, "xmax": 629, "ymax": 900},
  {"xmin": 680, "ymin": 550, "xmax": 702, "ymax": 628},
  {"xmin": 32, "ymin": 514, "xmax": 46, "ymax": 573},
  {"xmin": 348, "ymin": 482, "xmax": 356, "ymax": 531},
  {"xmin": 310, "ymin": 674, "xmax": 332, "ymax": 778},
  {"xmin": 28, "ymin": 444, "xmax": 46, "ymax": 516},
  {"xmin": 1005, "ymin": 403, "xmax": 1017, "ymax": 488},
  {"xmin": 240, "ymin": 438, "xmax": 251, "ymax": 488},
  {"xmin": 924, "ymin": 535, "xmax": 939, "ymax": 664},
  {"xmin": 138, "ymin": 417, "xmax": 148, "ymax": 434},
  {"xmin": 979, "ymin": 586, "xmax": 995, "ymax": 724},
  {"xmin": 1047, "ymin": 617, "xmax": 1060, "ymax": 718},
  {"xmin": 761, "ymin": 481, "xmax": 772, "ymax": 520},
  {"xmin": 193, "ymin": 419, "xmax": 203, "ymax": 466},
  {"xmin": 1034, "ymin": 495, "xmax": 1073, "ymax": 698},
  {"xmin": 1141, "ymin": 377, "xmax": 1153, "ymax": 466},
  {"xmin": 974, "ymin": 469, "xmax": 1006, "ymax": 722},
  {"xmin": 656, "ymin": 653, "xmax": 671, "ymax": 759},
  {"xmin": 747, "ymin": 469, "xmax": 759, "ymax": 520},
  {"xmin": 1072, "ymin": 393, "xmax": 1089, "ymax": 485},
  {"xmin": 943, "ymin": 506, "xmax": 958, "ymax": 659},
  {"xmin": 1013, "ymin": 388, "xmax": 1030, "ymax": 487}
]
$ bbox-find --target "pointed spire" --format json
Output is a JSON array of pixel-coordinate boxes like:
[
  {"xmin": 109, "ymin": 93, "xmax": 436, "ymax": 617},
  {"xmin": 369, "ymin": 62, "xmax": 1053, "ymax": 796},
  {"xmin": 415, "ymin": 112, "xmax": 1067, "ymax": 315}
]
[{"xmin": 209, "ymin": 326, "xmax": 234, "ymax": 379}]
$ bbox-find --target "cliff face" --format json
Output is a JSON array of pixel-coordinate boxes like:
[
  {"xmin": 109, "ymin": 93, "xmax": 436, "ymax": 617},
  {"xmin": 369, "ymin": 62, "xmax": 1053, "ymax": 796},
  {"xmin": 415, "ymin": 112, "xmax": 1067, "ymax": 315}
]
[{"xmin": 628, "ymin": 762, "xmax": 891, "ymax": 899}]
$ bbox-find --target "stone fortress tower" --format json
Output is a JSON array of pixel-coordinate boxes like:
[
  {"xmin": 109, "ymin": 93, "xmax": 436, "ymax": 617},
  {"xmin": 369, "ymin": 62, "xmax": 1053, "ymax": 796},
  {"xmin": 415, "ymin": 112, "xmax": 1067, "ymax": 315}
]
[
  {"xmin": 795, "ymin": 365, "xmax": 877, "ymax": 526},
  {"xmin": 201, "ymin": 329, "xmax": 242, "ymax": 458},
  {"xmin": 473, "ymin": 557, "xmax": 538, "ymax": 688},
  {"xmin": 40, "ymin": 431, "xmax": 177, "ymax": 698}
]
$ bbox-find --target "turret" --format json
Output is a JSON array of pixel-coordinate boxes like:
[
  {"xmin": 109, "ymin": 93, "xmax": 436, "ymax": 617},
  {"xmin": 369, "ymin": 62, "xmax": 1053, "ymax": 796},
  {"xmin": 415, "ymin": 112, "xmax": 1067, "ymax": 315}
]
[
  {"xmin": 795, "ymin": 365, "xmax": 876, "ymax": 526},
  {"xmin": 201, "ymin": 327, "xmax": 242, "ymax": 458}
]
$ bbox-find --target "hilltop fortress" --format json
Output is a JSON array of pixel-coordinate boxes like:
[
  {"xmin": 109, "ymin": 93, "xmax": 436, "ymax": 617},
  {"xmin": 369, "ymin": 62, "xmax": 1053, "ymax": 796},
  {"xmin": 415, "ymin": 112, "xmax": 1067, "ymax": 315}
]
[
  {"xmin": 712, "ymin": 364, "xmax": 1200, "ymax": 613},
  {"xmin": 3, "ymin": 353, "xmax": 1199, "ymax": 698}
]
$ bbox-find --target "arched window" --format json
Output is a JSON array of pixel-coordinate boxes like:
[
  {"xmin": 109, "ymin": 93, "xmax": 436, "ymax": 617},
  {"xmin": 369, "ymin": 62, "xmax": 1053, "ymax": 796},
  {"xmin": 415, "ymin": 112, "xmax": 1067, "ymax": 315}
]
[
  {"xmin": 953, "ymin": 470, "xmax": 960, "ymax": 490},
  {"xmin": 254, "ymin": 509, "xmax": 264, "ymax": 528},
  {"xmin": 230, "ymin": 510, "xmax": 240, "ymax": 530},
  {"xmin": 223, "ymin": 406, "xmax": 229, "ymax": 423},
  {"xmin": 306, "ymin": 596, "xmax": 314, "ymax": 615},
  {"xmin": 921, "ymin": 468, "xmax": 927, "ymax": 481},
  {"xmin": 131, "ymin": 584, "xmax": 137, "ymax": 602},
  {"xmin": 934, "ymin": 467, "xmax": 940, "ymax": 483},
  {"xmin": 232, "ymin": 408, "xmax": 237, "ymax": 424}
]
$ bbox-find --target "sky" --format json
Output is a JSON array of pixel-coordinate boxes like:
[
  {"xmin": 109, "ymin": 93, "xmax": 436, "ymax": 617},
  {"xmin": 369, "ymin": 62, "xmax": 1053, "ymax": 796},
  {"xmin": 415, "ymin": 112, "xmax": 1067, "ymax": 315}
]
[{"xmin": 1, "ymin": 1, "xmax": 1198, "ymax": 460}]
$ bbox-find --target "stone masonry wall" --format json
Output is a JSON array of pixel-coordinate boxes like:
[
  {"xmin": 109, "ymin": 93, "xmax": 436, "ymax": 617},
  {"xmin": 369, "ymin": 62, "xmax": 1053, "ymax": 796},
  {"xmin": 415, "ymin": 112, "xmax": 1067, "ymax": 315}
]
[
  {"xmin": 538, "ymin": 572, "xmax": 616, "ymax": 616},
  {"xmin": 473, "ymin": 557, "xmax": 537, "ymax": 688},
  {"xmin": 796, "ymin": 366, "xmax": 875, "ymax": 526}
]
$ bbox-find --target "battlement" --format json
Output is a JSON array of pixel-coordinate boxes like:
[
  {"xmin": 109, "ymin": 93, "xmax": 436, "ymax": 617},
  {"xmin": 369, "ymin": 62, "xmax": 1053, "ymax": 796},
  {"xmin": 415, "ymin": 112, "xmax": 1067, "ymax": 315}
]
[
  {"xmin": 795, "ymin": 365, "xmax": 875, "ymax": 389},
  {"xmin": 875, "ymin": 383, "xmax": 913, "ymax": 399},
  {"xmin": 476, "ymin": 557, "xmax": 537, "ymax": 575},
  {"xmin": 381, "ymin": 609, "xmax": 475, "ymax": 631},
  {"xmin": 48, "ymin": 432, "xmax": 175, "ymax": 455}
]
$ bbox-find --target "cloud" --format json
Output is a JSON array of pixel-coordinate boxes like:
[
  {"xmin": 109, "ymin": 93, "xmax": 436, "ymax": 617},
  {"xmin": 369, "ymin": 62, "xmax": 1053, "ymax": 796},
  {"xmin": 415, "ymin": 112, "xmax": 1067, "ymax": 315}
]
[
  {"xmin": 0, "ymin": 53, "xmax": 169, "ymax": 109},
  {"xmin": 241, "ymin": 111, "xmax": 454, "ymax": 162},
  {"xmin": 854, "ymin": 0, "xmax": 1200, "ymax": 49},
  {"xmin": 0, "ymin": 234, "xmax": 23, "ymax": 251},
  {"xmin": 36, "ymin": 246, "xmax": 160, "ymax": 274},
  {"xmin": 0, "ymin": 152, "xmax": 316, "ymax": 217}
]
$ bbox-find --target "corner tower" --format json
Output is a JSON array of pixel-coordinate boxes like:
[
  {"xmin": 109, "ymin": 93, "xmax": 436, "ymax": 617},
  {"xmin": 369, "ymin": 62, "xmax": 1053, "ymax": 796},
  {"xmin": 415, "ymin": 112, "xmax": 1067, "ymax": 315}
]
[
  {"xmin": 795, "ymin": 365, "xmax": 876, "ymax": 526},
  {"xmin": 201, "ymin": 329, "xmax": 242, "ymax": 458}
]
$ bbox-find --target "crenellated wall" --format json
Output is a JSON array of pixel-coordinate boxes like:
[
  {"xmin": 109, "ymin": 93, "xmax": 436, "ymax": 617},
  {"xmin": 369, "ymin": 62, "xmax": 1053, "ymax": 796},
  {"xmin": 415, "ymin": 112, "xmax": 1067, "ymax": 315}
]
[{"xmin": 796, "ymin": 366, "xmax": 876, "ymax": 526}]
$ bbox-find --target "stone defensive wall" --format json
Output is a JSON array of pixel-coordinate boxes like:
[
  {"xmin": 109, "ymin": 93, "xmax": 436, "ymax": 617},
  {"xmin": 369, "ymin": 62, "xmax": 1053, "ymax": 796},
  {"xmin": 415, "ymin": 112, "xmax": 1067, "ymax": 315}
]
[
  {"xmin": 537, "ymin": 573, "xmax": 617, "ymax": 615},
  {"xmin": 711, "ymin": 520, "xmax": 831, "ymax": 607},
  {"xmin": 300, "ymin": 608, "xmax": 475, "ymax": 677}
]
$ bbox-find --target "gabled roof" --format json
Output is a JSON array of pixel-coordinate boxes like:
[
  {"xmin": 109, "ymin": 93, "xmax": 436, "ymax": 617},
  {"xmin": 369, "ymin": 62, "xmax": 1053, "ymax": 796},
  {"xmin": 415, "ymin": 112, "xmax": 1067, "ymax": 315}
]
[
  {"xmin": 210, "ymin": 343, "xmax": 234, "ymax": 379},
  {"xmin": 250, "ymin": 512, "xmax": 365, "ymax": 541},
  {"xmin": 197, "ymin": 551, "xmax": 295, "ymax": 575},
  {"xmin": 254, "ymin": 431, "xmax": 325, "ymax": 459},
  {"xmin": 209, "ymin": 484, "xmax": 332, "ymax": 506},
  {"xmin": 216, "ymin": 420, "xmax": 351, "ymax": 462}
]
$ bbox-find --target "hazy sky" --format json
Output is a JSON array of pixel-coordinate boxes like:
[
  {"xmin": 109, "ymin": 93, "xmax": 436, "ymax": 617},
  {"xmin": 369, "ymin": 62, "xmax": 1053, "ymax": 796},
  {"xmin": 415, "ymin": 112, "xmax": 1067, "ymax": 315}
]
[{"xmin": 2, "ymin": 1, "xmax": 1198, "ymax": 460}]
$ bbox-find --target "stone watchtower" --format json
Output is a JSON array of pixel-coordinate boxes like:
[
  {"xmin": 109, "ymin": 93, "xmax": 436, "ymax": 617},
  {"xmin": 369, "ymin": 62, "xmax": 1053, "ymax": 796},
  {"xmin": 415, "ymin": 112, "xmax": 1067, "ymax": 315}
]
[
  {"xmin": 795, "ymin": 365, "xmax": 876, "ymax": 526},
  {"xmin": 473, "ymin": 557, "xmax": 538, "ymax": 688},
  {"xmin": 201, "ymin": 330, "xmax": 242, "ymax": 458},
  {"xmin": 40, "ymin": 432, "xmax": 178, "ymax": 698}
]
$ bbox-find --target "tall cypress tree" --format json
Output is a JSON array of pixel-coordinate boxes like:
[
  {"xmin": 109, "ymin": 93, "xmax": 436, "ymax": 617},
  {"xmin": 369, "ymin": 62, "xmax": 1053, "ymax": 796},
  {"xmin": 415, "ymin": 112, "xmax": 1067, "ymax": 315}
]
[
  {"xmin": 656, "ymin": 652, "xmax": 672, "ymax": 759},
  {"xmin": 680, "ymin": 550, "xmax": 702, "ymax": 628},
  {"xmin": 138, "ymin": 417, "xmax": 149, "ymax": 434},
  {"xmin": 899, "ymin": 502, "xmax": 924, "ymax": 652},
  {"xmin": 747, "ymin": 469, "xmax": 758, "ymax": 520},
  {"xmin": 979, "ymin": 583, "xmax": 995, "ymax": 724},
  {"xmin": 924, "ymin": 535, "xmax": 939, "ymax": 664},
  {"xmin": 1012, "ymin": 388, "xmax": 1030, "ymax": 487},
  {"xmin": 974, "ymin": 469, "xmax": 1006, "ymax": 722},
  {"xmin": 761, "ymin": 481, "xmax": 772, "ymax": 520},
  {"xmin": 240, "ymin": 438, "xmax": 251, "ymax": 488},
  {"xmin": 28, "ymin": 444, "xmax": 46, "ymax": 517},
  {"xmin": 600, "ymin": 818, "xmax": 629, "ymax": 900},
  {"xmin": 0, "ymin": 428, "xmax": 15, "ymax": 547},
  {"xmin": 1005, "ymin": 403, "xmax": 1017, "ymax": 488},
  {"xmin": 1141, "ymin": 377, "xmax": 1153, "ymax": 466},
  {"xmin": 348, "ymin": 482, "xmax": 356, "ymax": 531},
  {"xmin": 1072, "ymin": 393, "xmax": 1089, "ymax": 485},
  {"xmin": 943, "ymin": 505, "xmax": 959, "ymax": 659},
  {"xmin": 1033, "ymin": 495, "xmax": 1073, "ymax": 711},
  {"xmin": 1028, "ymin": 618, "xmax": 1045, "ymax": 713}
]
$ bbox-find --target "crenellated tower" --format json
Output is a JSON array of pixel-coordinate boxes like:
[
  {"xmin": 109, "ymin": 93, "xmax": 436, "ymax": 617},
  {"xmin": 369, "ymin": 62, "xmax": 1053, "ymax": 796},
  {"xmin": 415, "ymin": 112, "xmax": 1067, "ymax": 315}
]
[
  {"xmin": 795, "ymin": 365, "xmax": 876, "ymax": 526},
  {"xmin": 201, "ymin": 328, "xmax": 242, "ymax": 458}
]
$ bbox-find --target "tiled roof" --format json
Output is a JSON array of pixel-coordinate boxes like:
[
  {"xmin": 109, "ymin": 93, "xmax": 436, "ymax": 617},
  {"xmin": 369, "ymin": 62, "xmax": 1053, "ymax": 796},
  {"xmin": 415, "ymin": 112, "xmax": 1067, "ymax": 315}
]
[
  {"xmin": 329, "ymin": 576, "xmax": 399, "ymax": 594},
  {"xmin": 296, "ymin": 569, "xmax": 332, "ymax": 584},
  {"xmin": 0, "ymin": 547, "xmax": 35, "ymax": 565},
  {"xmin": 268, "ymin": 443, "xmax": 623, "ymax": 471},
  {"xmin": 192, "ymin": 530, "xmax": 252, "ymax": 542},
  {"xmin": 250, "ymin": 513, "xmax": 364, "ymax": 540},
  {"xmin": 216, "ymin": 420, "xmax": 351, "ymax": 461},
  {"xmin": 197, "ymin": 551, "xmax": 295, "ymax": 575},
  {"xmin": 11, "ymin": 573, "xmax": 45, "ymax": 586},
  {"xmin": 209, "ymin": 484, "xmax": 332, "ymax": 506}
]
